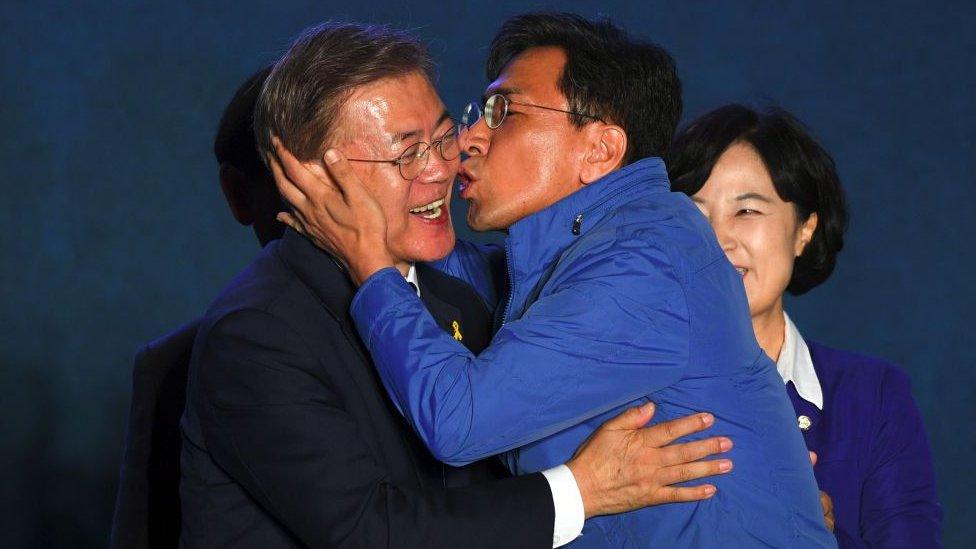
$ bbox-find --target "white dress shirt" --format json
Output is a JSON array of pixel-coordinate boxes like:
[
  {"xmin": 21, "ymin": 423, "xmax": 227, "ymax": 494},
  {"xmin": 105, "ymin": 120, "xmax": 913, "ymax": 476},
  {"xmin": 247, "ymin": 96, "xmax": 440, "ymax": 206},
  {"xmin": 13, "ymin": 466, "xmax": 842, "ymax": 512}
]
[
  {"xmin": 777, "ymin": 312, "xmax": 824, "ymax": 410},
  {"xmin": 404, "ymin": 264, "xmax": 584, "ymax": 547}
]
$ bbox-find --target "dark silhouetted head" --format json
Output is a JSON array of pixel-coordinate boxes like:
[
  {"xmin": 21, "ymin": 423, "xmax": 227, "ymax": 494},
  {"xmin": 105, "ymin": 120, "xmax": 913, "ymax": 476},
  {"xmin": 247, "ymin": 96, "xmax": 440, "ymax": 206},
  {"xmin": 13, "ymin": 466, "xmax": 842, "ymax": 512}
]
[{"xmin": 214, "ymin": 65, "xmax": 285, "ymax": 246}]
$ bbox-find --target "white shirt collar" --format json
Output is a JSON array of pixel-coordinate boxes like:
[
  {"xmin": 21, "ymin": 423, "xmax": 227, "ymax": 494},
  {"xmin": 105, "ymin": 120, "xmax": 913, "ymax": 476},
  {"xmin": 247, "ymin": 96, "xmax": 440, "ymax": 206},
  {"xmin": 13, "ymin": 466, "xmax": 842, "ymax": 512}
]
[
  {"xmin": 405, "ymin": 264, "xmax": 420, "ymax": 297},
  {"xmin": 776, "ymin": 311, "xmax": 824, "ymax": 410}
]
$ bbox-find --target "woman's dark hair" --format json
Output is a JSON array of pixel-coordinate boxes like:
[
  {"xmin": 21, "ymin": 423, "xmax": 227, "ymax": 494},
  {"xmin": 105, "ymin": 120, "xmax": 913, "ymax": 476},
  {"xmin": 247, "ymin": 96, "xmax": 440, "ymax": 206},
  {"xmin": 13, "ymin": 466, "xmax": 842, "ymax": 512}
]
[
  {"xmin": 486, "ymin": 12, "xmax": 682, "ymax": 164},
  {"xmin": 667, "ymin": 105, "xmax": 848, "ymax": 295}
]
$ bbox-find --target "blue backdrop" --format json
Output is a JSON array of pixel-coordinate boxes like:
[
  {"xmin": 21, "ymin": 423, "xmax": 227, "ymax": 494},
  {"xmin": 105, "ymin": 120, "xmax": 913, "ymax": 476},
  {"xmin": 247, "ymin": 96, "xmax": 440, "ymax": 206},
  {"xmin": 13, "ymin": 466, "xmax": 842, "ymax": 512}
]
[{"xmin": 1, "ymin": 1, "xmax": 972, "ymax": 546}]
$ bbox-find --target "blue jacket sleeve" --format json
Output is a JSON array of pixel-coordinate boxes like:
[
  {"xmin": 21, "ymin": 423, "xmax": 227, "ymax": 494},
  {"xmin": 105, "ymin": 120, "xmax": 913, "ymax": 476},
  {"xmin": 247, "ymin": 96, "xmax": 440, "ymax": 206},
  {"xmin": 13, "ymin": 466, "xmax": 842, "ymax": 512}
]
[
  {"xmin": 351, "ymin": 242, "xmax": 689, "ymax": 466},
  {"xmin": 859, "ymin": 365, "xmax": 942, "ymax": 546},
  {"xmin": 431, "ymin": 240, "xmax": 506, "ymax": 309}
]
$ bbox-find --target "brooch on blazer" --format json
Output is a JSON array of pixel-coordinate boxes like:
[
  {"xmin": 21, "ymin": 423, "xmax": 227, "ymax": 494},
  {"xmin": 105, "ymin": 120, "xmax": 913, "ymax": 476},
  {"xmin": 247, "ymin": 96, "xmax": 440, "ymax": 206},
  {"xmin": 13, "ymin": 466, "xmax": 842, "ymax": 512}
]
[{"xmin": 451, "ymin": 320, "xmax": 463, "ymax": 342}]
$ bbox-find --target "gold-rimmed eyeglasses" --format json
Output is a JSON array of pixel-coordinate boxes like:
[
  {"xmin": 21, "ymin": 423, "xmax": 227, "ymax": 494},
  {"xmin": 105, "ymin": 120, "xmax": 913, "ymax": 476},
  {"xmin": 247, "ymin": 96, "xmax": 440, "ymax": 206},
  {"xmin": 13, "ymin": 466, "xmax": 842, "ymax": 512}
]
[{"xmin": 346, "ymin": 124, "xmax": 462, "ymax": 180}]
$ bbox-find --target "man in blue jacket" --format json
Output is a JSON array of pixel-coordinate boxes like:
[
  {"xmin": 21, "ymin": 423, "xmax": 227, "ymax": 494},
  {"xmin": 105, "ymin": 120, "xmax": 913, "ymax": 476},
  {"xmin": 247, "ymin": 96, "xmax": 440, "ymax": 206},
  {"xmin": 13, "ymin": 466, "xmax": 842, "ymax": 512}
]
[{"xmin": 272, "ymin": 13, "xmax": 835, "ymax": 547}]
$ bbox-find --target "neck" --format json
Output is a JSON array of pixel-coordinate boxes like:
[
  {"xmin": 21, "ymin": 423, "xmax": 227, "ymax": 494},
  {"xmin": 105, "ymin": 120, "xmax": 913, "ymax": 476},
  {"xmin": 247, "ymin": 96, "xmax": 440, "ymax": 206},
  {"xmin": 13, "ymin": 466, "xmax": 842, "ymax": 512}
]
[
  {"xmin": 752, "ymin": 301, "xmax": 786, "ymax": 362},
  {"xmin": 395, "ymin": 261, "xmax": 411, "ymax": 277}
]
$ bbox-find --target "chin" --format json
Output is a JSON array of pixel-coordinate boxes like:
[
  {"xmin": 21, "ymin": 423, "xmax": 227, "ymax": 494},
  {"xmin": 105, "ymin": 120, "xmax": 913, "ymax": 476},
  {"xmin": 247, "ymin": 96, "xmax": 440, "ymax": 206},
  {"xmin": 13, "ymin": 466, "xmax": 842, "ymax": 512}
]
[
  {"xmin": 410, "ymin": 236, "xmax": 456, "ymax": 263},
  {"xmin": 466, "ymin": 209, "xmax": 500, "ymax": 233}
]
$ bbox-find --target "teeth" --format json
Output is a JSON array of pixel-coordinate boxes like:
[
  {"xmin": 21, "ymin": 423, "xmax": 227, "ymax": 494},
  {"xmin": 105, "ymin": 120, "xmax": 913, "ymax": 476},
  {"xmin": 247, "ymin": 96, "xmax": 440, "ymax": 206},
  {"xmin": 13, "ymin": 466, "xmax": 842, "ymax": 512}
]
[
  {"xmin": 419, "ymin": 206, "xmax": 443, "ymax": 220},
  {"xmin": 409, "ymin": 198, "xmax": 445, "ymax": 214},
  {"xmin": 736, "ymin": 268, "xmax": 747, "ymax": 276}
]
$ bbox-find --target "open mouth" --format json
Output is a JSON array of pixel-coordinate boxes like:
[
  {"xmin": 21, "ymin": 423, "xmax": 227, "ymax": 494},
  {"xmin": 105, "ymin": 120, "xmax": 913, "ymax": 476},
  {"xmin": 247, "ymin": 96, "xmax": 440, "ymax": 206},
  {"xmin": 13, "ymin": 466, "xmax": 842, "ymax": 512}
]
[
  {"xmin": 734, "ymin": 267, "xmax": 748, "ymax": 277},
  {"xmin": 409, "ymin": 197, "xmax": 446, "ymax": 220}
]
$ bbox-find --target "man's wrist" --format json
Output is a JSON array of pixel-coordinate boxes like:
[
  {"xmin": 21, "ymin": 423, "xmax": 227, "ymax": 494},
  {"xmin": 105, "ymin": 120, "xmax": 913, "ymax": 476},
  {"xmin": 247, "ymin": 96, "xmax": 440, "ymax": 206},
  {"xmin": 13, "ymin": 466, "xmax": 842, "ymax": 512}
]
[
  {"xmin": 566, "ymin": 458, "xmax": 599, "ymax": 519},
  {"xmin": 541, "ymin": 465, "xmax": 585, "ymax": 547},
  {"xmin": 348, "ymin": 252, "xmax": 395, "ymax": 286}
]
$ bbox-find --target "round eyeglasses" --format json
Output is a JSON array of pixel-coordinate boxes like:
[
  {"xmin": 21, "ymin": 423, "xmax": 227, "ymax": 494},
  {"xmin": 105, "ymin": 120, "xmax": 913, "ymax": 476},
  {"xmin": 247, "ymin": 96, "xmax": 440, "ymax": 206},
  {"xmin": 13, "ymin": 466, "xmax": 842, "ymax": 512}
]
[
  {"xmin": 346, "ymin": 124, "xmax": 462, "ymax": 180},
  {"xmin": 461, "ymin": 94, "xmax": 605, "ymax": 130}
]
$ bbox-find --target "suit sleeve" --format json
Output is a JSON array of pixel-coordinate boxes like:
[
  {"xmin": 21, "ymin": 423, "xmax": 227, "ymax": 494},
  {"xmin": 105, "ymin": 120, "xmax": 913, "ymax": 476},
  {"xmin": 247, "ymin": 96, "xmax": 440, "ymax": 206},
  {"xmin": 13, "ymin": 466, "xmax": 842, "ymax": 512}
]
[
  {"xmin": 859, "ymin": 365, "xmax": 942, "ymax": 547},
  {"xmin": 195, "ymin": 308, "xmax": 555, "ymax": 549},
  {"xmin": 351, "ymin": 241, "xmax": 689, "ymax": 466}
]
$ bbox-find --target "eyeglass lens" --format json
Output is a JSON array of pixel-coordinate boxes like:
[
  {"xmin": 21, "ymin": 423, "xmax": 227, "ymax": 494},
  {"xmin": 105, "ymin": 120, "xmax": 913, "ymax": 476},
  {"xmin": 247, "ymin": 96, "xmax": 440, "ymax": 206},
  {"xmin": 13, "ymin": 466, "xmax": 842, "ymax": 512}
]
[
  {"xmin": 484, "ymin": 95, "xmax": 506, "ymax": 128},
  {"xmin": 461, "ymin": 95, "xmax": 508, "ymax": 130},
  {"xmin": 397, "ymin": 127, "xmax": 460, "ymax": 179}
]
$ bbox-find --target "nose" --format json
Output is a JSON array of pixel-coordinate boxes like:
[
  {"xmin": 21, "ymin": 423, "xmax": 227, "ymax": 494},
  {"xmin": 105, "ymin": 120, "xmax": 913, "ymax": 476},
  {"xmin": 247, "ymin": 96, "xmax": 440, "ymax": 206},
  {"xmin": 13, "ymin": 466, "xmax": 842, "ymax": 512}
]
[
  {"xmin": 416, "ymin": 144, "xmax": 456, "ymax": 183},
  {"xmin": 711, "ymin": 218, "xmax": 738, "ymax": 253},
  {"xmin": 459, "ymin": 118, "xmax": 490, "ymax": 157}
]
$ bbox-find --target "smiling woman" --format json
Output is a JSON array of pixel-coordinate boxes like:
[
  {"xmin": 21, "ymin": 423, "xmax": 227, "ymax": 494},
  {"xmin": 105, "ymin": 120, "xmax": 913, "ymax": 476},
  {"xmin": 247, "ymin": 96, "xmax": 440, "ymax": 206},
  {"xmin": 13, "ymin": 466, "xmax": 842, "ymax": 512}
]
[{"xmin": 668, "ymin": 104, "xmax": 943, "ymax": 547}]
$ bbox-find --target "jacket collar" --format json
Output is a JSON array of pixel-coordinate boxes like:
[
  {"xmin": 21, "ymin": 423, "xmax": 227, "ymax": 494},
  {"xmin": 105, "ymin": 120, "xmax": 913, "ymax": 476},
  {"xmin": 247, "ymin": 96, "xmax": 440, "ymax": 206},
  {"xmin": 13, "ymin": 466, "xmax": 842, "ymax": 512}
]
[
  {"xmin": 274, "ymin": 228, "xmax": 357, "ymax": 320},
  {"xmin": 275, "ymin": 229, "xmax": 458, "ymax": 328},
  {"xmin": 507, "ymin": 157, "xmax": 668, "ymax": 253},
  {"xmin": 502, "ymin": 157, "xmax": 669, "ymax": 318}
]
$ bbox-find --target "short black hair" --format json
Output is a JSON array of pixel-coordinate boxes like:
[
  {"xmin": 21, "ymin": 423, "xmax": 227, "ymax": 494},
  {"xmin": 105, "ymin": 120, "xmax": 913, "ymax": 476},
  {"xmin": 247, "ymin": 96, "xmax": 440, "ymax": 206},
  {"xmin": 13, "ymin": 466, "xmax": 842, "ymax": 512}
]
[
  {"xmin": 668, "ymin": 104, "xmax": 849, "ymax": 295},
  {"xmin": 486, "ymin": 12, "xmax": 681, "ymax": 164},
  {"xmin": 214, "ymin": 65, "xmax": 273, "ymax": 176}
]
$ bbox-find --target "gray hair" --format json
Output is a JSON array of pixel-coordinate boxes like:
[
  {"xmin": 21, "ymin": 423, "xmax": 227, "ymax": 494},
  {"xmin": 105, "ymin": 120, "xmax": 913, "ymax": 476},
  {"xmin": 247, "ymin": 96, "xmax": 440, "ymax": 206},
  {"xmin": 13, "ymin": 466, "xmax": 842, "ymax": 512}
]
[{"xmin": 253, "ymin": 22, "xmax": 435, "ymax": 163}]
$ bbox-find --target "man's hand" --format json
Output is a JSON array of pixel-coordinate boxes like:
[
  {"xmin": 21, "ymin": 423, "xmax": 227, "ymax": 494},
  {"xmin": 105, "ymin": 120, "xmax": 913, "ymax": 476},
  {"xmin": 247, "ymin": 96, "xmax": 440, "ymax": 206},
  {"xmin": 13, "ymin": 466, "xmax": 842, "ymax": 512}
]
[
  {"xmin": 567, "ymin": 402, "xmax": 732, "ymax": 519},
  {"xmin": 810, "ymin": 452, "xmax": 835, "ymax": 532},
  {"xmin": 268, "ymin": 139, "xmax": 394, "ymax": 285}
]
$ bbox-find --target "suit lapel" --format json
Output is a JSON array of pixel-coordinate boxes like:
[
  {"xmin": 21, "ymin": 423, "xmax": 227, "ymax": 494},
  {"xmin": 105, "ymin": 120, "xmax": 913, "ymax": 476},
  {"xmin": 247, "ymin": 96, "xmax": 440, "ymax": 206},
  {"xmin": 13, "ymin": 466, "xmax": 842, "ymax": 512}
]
[{"xmin": 417, "ymin": 278, "xmax": 464, "ymax": 342}]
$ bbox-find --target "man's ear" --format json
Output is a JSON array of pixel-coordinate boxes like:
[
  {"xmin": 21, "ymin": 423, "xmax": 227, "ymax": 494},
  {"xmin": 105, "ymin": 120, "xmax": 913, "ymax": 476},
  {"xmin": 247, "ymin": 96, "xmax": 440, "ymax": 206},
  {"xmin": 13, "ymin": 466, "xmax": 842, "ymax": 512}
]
[
  {"xmin": 219, "ymin": 163, "xmax": 254, "ymax": 226},
  {"xmin": 580, "ymin": 124, "xmax": 628, "ymax": 185}
]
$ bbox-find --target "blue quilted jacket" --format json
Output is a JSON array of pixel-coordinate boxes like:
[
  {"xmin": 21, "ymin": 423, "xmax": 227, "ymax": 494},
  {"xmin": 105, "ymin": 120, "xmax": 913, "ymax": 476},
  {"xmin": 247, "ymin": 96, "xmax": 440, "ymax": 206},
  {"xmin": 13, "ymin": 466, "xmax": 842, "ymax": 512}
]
[{"xmin": 350, "ymin": 157, "xmax": 835, "ymax": 547}]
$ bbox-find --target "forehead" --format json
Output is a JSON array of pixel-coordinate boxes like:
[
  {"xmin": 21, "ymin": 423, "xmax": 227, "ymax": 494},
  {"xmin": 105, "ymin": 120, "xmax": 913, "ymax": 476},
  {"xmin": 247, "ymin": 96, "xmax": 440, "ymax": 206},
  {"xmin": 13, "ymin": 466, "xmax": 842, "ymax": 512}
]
[
  {"xmin": 488, "ymin": 46, "xmax": 567, "ymax": 100},
  {"xmin": 699, "ymin": 143, "xmax": 775, "ymax": 197},
  {"xmin": 337, "ymin": 72, "xmax": 446, "ymax": 144}
]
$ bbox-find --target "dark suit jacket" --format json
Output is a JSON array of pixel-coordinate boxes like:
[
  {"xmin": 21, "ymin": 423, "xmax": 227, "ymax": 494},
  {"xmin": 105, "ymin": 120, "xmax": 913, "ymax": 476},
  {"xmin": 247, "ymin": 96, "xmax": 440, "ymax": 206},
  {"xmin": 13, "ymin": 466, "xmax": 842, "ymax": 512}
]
[
  {"xmin": 111, "ymin": 319, "xmax": 200, "ymax": 549},
  {"xmin": 180, "ymin": 229, "xmax": 554, "ymax": 548}
]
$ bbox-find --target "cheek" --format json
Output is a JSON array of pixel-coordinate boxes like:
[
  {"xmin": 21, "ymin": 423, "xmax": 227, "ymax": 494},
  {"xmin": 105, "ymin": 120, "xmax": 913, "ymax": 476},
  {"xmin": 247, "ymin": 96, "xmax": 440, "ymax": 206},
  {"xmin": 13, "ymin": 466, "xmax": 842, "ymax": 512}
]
[
  {"xmin": 372, "ymin": 184, "xmax": 411, "ymax": 234},
  {"xmin": 745, "ymin": 227, "xmax": 796, "ymax": 300}
]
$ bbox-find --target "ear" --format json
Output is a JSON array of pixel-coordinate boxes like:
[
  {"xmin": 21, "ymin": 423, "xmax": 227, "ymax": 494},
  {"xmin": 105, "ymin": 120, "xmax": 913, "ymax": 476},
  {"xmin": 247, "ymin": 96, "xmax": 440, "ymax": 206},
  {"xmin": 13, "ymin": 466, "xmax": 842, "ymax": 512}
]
[
  {"xmin": 579, "ymin": 124, "xmax": 627, "ymax": 185},
  {"xmin": 219, "ymin": 163, "xmax": 255, "ymax": 226},
  {"xmin": 795, "ymin": 212, "xmax": 819, "ymax": 257}
]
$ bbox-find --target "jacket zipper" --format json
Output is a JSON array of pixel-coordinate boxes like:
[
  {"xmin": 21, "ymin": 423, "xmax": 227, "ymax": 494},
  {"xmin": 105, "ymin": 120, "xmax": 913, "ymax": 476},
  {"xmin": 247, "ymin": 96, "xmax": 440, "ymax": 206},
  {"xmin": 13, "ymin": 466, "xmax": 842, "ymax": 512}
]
[
  {"xmin": 571, "ymin": 179, "xmax": 644, "ymax": 236},
  {"xmin": 500, "ymin": 237, "xmax": 516, "ymax": 327}
]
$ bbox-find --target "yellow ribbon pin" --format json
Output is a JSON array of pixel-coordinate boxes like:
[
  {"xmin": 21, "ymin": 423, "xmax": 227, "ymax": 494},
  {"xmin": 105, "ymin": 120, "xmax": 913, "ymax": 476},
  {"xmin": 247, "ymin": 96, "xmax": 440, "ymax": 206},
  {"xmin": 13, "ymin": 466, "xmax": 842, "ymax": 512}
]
[{"xmin": 451, "ymin": 320, "xmax": 463, "ymax": 341}]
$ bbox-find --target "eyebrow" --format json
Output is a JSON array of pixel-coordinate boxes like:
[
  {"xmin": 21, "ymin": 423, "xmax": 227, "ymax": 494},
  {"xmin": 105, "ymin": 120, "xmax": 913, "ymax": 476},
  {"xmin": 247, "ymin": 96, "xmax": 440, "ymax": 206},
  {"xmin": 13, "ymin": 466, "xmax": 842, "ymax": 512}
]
[
  {"xmin": 391, "ymin": 110, "xmax": 453, "ymax": 146},
  {"xmin": 482, "ymin": 86, "xmax": 523, "ymax": 104},
  {"xmin": 735, "ymin": 192, "xmax": 773, "ymax": 203}
]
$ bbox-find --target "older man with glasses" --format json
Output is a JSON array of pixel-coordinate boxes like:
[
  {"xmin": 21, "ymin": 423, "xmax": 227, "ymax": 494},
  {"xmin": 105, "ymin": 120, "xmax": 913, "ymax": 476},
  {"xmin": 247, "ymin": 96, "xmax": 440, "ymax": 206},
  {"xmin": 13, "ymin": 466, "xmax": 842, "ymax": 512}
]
[{"xmin": 275, "ymin": 12, "xmax": 836, "ymax": 548}]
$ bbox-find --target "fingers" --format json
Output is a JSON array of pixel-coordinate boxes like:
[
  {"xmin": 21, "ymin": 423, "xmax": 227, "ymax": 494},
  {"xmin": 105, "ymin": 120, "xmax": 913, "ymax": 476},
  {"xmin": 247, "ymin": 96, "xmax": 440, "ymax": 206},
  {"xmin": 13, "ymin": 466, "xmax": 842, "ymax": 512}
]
[
  {"xmin": 657, "ymin": 484, "xmax": 717, "ymax": 504},
  {"xmin": 659, "ymin": 458, "xmax": 733, "ymax": 486},
  {"xmin": 272, "ymin": 138, "xmax": 341, "ymax": 203},
  {"xmin": 643, "ymin": 412, "xmax": 715, "ymax": 446},
  {"xmin": 321, "ymin": 149, "xmax": 375, "ymax": 207},
  {"xmin": 267, "ymin": 150, "xmax": 308, "ymax": 210},
  {"xmin": 276, "ymin": 212, "xmax": 307, "ymax": 236},
  {"xmin": 822, "ymin": 495, "xmax": 835, "ymax": 531},
  {"xmin": 660, "ymin": 436, "xmax": 732, "ymax": 466},
  {"xmin": 598, "ymin": 402, "xmax": 656, "ymax": 432},
  {"xmin": 820, "ymin": 491, "xmax": 833, "ymax": 515}
]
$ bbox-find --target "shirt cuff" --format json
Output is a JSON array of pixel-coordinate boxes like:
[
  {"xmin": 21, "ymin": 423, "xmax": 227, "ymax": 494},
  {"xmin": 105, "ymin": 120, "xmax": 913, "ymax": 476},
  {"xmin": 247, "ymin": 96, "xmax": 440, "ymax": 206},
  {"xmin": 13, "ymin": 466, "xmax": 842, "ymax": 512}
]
[{"xmin": 541, "ymin": 464, "xmax": 584, "ymax": 548}]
